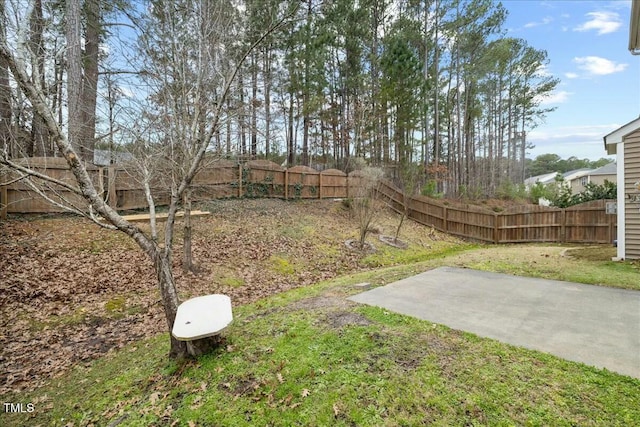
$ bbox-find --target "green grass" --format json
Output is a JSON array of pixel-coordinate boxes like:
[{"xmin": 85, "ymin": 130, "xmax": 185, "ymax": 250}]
[
  {"xmin": 5, "ymin": 245, "xmax": 640, "ymax": 426},
  {"xmin": 362, "ymin": 242, "xmax": 477, "ymax": 268},
  {"xmin": 267, "ymin": 254, "xmax": 298, "ymax": 275},
  {"xmin": 450, "ymin": 245, "xmax": 640, "ymax": 290}
]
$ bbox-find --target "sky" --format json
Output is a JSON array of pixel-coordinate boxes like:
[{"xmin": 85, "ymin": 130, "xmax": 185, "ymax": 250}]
[{"xmin": 501, "ymin": 0, "xmax": 639, "ymax": 161}]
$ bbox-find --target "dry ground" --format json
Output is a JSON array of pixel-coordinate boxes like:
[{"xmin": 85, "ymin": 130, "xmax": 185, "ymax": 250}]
[{"xmin": 0, "ymin": 198, "xmax": 459, "ymax": 395}]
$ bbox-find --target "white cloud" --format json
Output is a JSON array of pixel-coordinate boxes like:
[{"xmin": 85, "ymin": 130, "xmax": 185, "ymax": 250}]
[
  {"xmin": 529, "ymin": 124, "xmax": 624, "ymax": 145},
  {"xmin": 573, "ymin": 11, "xmax": 622, "ymax": 35},
  {"xmin": 524, "ymin": 16, "xmax": 553, "ymax": 28},
  {"xmin": 527, "ymin": 124, "xmax": 620, "ymax": 160},
  {"xmin": 564, "ymin": 72, "xmax": 579, "ymax": 79},
  {"xmin": 573, "ymin": 56, "xmax": 628, "ymax": 75},
  {"xmin": 536, "ymin": 90, "xmax": 572, "ymax": 105}
]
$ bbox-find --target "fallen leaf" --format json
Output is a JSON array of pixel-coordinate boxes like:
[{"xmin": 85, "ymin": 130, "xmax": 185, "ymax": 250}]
[
  {"xmin": 301, "ymin": 389, "xmax": 310, "ymax": 398},
  {"xmin": 333, "ymin": 402, "xmax": 340, "ymax": 417},
  {"xmin": 149, "ymin": 392, "xmax": 160, "ymax": 405},
  {"xmin": 276, "ymin": 373, "xmax": 284, "ymax": 384}
]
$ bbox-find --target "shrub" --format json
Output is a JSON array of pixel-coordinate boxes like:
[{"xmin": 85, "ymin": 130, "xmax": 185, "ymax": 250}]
[
  {"xmin": 351, "ymin": 167, "xmax": 384, "ymax": 249},
  {"xmin": 496, "ymin": 180, "xmax": 527, "ymax": 200},
  {"xmin": 421, "ymin": 179, "xmax": 443, "ymax": 198}
]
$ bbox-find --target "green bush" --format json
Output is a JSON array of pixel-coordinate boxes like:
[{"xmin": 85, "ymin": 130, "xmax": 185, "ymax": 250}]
[
  {"xmin": 541, "ymin": 180, "xmax": 616, "ymax": 208},
  {"xmin": 421, "ymin": 180, "xmax": 443, "ymax": 198},
  {"xmin": 529, "ymin": 182, "xmax": 552, "ymax": 204},
  {"xmin": 496, "ymin": 180, "xmax": 527, "ymax": 200}
]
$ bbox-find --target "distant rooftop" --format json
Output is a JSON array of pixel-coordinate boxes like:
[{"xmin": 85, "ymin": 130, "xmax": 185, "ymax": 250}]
[
  {"xmin": 93, "ymin": 149, "xmax": 134, "ymax": 166},
  {"xmin": 589, "ymin": 162, "xmax": 616, "ymax": 176},
  {"xmin": 562, "ymin": 168, "xmax": 592, "ymax": 180}
]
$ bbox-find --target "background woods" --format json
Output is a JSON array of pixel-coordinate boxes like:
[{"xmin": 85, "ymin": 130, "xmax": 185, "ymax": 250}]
[{"xmin": 1, "ymin": 0, "xmax": 562, "ymax": 198}]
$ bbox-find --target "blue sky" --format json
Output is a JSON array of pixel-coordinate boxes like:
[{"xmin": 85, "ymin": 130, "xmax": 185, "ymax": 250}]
[{"xmin": 502, "ymin": 0, "xmax": 639, "ymax": 161}]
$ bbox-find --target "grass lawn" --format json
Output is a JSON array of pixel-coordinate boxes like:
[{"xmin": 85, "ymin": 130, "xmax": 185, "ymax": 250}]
[{"xmin": 4, "ymin": 247, "xmax": 640, "ymax": 427}]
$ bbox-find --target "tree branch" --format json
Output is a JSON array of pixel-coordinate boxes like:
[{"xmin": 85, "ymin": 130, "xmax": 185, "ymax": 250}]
[{"xmin": 0, "ymin": 157, "xmax": 83, "ymax": 194}]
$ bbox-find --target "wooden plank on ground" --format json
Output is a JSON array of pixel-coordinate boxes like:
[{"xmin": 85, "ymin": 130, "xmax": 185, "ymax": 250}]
[{"xmin": 102, "ymin": 210, "xmax": 211, "ymax": 223}]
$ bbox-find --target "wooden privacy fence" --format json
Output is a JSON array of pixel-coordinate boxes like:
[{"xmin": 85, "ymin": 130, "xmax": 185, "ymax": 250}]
[
  {"xmin": 376, "ymin": 180, "xmax": 617, "ymax": 244},
  {"xmin": 1, "ymin": 158, "xmax": 617, "ymax": 245},
  {"xmin": 0, "ymin": 158, "xmax": 357, "ymax": 217}
]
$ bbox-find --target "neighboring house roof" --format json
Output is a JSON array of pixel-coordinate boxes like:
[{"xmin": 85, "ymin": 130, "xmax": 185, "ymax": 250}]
[
  {"xmin": 631, "ymin": 0, "xmax": 640, "ymax": 54},
  {"xmin": 524, "ymin": 172, "xmax": 557, "ymax": 187},
  {"xmin": 589, "ymin": 162, "xmax": 616, "ymax": 176},
  {"xmin": 562, "ymin": 168, "xmax": 592, "ymax": 181},
  {"xmin": 604, "ymin": 116, "xmax": 640, "ymax": 154},
  {"xmin": 93, "ymin": 149, "xmax": 134, "ymax": 166}
]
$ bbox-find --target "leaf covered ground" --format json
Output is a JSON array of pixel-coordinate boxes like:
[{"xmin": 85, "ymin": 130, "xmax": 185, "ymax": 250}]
[{"xmin": 0, "ymin": 198, "xmax": 460, "ymax": 395}]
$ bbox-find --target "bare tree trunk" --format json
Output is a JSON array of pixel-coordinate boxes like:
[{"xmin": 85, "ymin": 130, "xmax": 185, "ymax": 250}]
[
  {"xmin": 183, "ymin": 188, "xmax": 193, "ymax": 272},
  {"xmin": 154, "ymin": 250, "xmax": 189, "ymax": 359},
  {"xmin": 142, "ymin": 167, "xmax": 158, "ymax": 242},
  {"xmin": 250, "ymin": 51, "xmax": 257, "ymax": 158},
  {"xmin": 263, "ymin": 45, "xmax": 271, "ymax": 159},
  {"xmin": 54, "ymin": 47, "xmax": 64, "ymax": 129},
  {"xmin": 80, "ymin": 0, "xmax": 100, "ymax": 163},
  {"xmin": 226, "ymin": 97, "xmax": 232, "ymax": 154},
  {"xmin": 433, "ymin": 0, "xmax": 440, "ymax": 188},
  {"xmin": 287, "ymin": 86, "xmax": 294, "ymax": 165},
  {"xmin": 65, "ymin": 0, "xmax": 83, "ymax": 157},
  {"xmin": 29, "ymin": 0, "xmax": 49, "ymax": 157},
  {"xmin": 239, "ymin": 70, "xmax": 246, "ymax": 155},
  {"xmin": 0, "ymin": 1, "xmax": 12, "ymax": 157}
]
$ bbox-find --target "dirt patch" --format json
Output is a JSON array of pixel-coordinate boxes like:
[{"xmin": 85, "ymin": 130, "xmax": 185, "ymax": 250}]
[
  {"xmin": 378, "ymin": 235, "xmax": 409, "ymax": 249},
  {"xmin": 289, "ymin": 296, "xmax": 350, "ymax": 312},
  {"xmin": 563, "ymin": 246, "xmax": 616, "ymax": 261},
  {"xmin": 218, "ymin": 374, "xmax": 260, "ymax": 397},
  {"xmin": 344, "ymin": 239, "xmax": 377, "ymax": 253},
  {"xmin": 324, "ymin": 311, "xmax": 371, "ymax": 328}
]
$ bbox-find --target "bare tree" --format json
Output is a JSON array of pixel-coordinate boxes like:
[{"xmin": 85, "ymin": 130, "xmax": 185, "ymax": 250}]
[
  {"xmin": 392, "ymin": 163, "xmax": 420, "ymax": 245},
  {"xmin": 0, "ymin": 0, "xmax": 294, "ymax": 359},
  {"xmin": 350, "ymin": 166, "xmax": 384, "ymax": 250}
]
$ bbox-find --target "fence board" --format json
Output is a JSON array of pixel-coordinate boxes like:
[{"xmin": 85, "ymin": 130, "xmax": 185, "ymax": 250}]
[
  {"xmin": 319, "ymin": 169, "xmax": 347, "ymax": 198},
  {"xmin": 286, "ymin": 165, "xmax": 320, "ymax": 199}
]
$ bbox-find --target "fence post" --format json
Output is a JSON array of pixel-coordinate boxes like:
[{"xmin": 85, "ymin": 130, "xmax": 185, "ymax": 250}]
[
  {"xmin": 108, "ymin": 167, "xmax": 117, "ymax": 208},
  {"xmin": 494, "ymin": 213, "xmax": 500, "ymax": 244},
  {"xmin": 284, "ymin": 168, "xmax": 289, "ymax": 200},
  {"xmin": 346, "ymin": 173, "xmax": 349, "ymax": 199},
  {"xmin": 609, "ymin": 208, "xmax": 616, "ymax": 244},
  {"xmin": 443, "ymin": 206, "xmax": 448, "ymax": 234},
  {"xmin": 560, "ymin": 209, "xmax": 566, "ymax": 243},
  {"xmin": 318, "ymin": 171, "xmax": 323, "ymax": 199}
]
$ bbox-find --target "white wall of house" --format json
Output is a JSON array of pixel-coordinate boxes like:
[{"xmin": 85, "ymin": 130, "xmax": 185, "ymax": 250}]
[{"xmin": 616, "ymin": 150, "xmax": 626, "ymax": 259}]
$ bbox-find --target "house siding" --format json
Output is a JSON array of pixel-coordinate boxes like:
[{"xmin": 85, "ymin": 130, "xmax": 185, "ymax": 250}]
[
  {"xmin": 624, "ymin": 129, "xmax": 640, "ymax": 259},
  {"xmin": 589, "ymin": 173, "xmax": 616, "ymax": 186}
]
